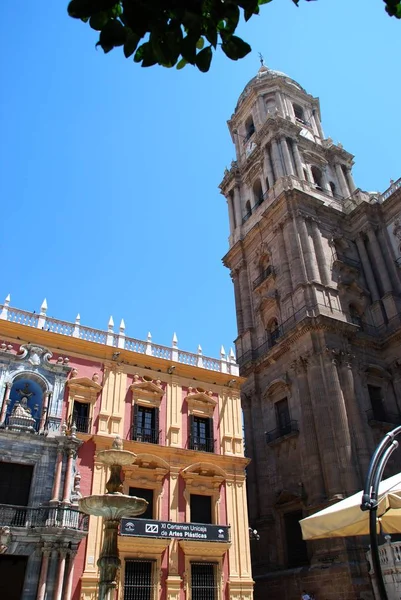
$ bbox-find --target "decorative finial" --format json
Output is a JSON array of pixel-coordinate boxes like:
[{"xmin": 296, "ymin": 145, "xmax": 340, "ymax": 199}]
[{"xmin": 259, "ymin": 52, "xmax": 264, "ymax": 67}]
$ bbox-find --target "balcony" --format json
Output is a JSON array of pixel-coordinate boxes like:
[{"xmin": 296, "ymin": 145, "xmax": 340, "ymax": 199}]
[
  {"xmin": 266, "ymin": 421, "xmax": 299, "ymax": 444},
  {"xmin": 130, "ymin": 426, "xmax": 160, "ymax": 444},
  {"xmin": 68, "ymin": 414, "xmax": 92, "ymax": 434},
  {"xmin": 0, "ymin": 504, "xmax": 89, "ymax": 531},
  {"xmin": 189, "ymin": 435, "xmax": 215, "ymax": 453},
  {"xmin": 366, "ymin": 409, "xmax": 401, "ymax": 427},
  {"xmin": 253, "ymin": 266, "xmax": 274, "ymax": 289}
]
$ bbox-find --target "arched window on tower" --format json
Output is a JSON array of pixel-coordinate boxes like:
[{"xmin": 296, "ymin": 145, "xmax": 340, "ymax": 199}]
[
  {"xmin": 329, "ymin": 181, "xmax": 336, "ymax": 196},
  {"xmin": 258, "ymin": 254, "xmax": 272, "ymax": 283},
  {"xmin": 253, "ymin": 179, "xmax": 264, "ymax": 206},
  {"xmin": 244, "ymin": 200, "xmax": 252, "ymax": 222},
  {"xmin": 293, "ymin": 103, "xmax": 306, "ymax": 125},
  {"xmin": 265, "ymin": 95, "xmax": 276, "ymax": 114},
  {"xmin": 349, "ymin": 304, "xmax": 363, "ymax": 329},
  {"xmin": 267, "ymin": 318, "xmax": 280, "ymax": 347},
  {"xmin": 311, "ymin": 166, "xmax": 323, "ymax": 191},
  {"xmin": 245, "ymin": 116, "xmax": 255, "ymax": 141}
]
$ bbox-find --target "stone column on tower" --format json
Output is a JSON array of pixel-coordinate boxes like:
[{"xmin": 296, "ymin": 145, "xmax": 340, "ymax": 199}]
[
  {"xmin": 263, "ymin": 147, "xmax": 275, "ymax": 189},
  {"xmin": 274, "ymin": 224, "xmax": 292, "ymax": 297},
  {"xmin": 226, "ymin": 196, "xmax": 235, "ymax": 234},
  {"xmin": 271, "ymin": 138, "xmax": 284, "ymax": 179},
  {"xmin": 298, "ymin": 215, "xmax": 319, "ymax": 282},
  {"xmin": 335, "ymin": 163, "xmax": 350, "ymax": 197},
  {"xmin": 323, "ymin": 349, "xmax": 358, "ymax": 495},
  {"xmin": 233, "ymin": 185, "xmax": 243, "ymax": 229},
  {"xmin": 366, "ymin": 226, "xmax": 393, "ymax": 294},
  {"xmin": 291, "ymin": 141, "xmax": 304, "ymax": 180},
  {"xmin": 306, "ymin": 353, "xmax": 343, "ymax": 499},
  {"xmin": 239, "ymin": 263, "xmax": 253, "ymax": 331},
  {"xmin": 231, "ymin": 271, "xmax": 244, "ymax": 335},
  {"xmin": 291, "ymin": 357, "xmax": 325, "ymax": 504},
  {"xmin": 338, "ymin": 353, "xmax": 371, "ymax": 486},
  {"xmin": 310, "ymin": 219, "xmax": 331, "ymax": 285},
  {"xmin": 280, "ymin": 137, "xmax": 295, "ymax": 176},
  {"xmin": 355, "ymin": 233, "xmax": 380, "ymax": 302}
]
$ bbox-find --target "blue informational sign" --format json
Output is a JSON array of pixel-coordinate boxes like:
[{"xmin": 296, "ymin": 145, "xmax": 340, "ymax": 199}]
[{"xmin": 120, "ymin": 518, "xmax": 230, "ymax": 542}]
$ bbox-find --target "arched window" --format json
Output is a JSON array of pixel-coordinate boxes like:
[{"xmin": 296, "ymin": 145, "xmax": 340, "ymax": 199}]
[
  {"xmin": 349, "ymin": 304, "xmax": 363, "ymax": 329},
  {"xmin": 311, "ymin": 166, "xmax": 323, "ymax": 191},
  {"xmin": 329, "ymin": 181, "xmax": 336, "ymax": 196},
  {"xmin": 253, "ymin": 179, "xmax": 264, "ymax": 206},
  {"xmin": 245, "ymin": 116, "xmax": 255, "ymax": 141},
  {"xmin": 244, "ymin": 200, "xmax": 252, "ymax": 221},
  {"xmin": 265, "ymin": 95, "xmax": 276, "ymax": 114},
  {"xmin": 293, "ymin": 104, "xmax": 305, "ymax": 124},
  {"xmin": 267, "ymin": 318, "xmax": 280, "ymax": 346}
]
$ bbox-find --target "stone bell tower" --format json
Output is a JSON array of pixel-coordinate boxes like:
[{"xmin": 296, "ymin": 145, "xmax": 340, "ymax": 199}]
[{"xmin": 220, "ymin": 63, "xmax": 401, "ymax": 599}]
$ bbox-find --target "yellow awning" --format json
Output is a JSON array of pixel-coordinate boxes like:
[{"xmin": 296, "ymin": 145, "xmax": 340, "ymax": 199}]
[{"xmin": 300, "ymin": 472, "xmax": 401, "ymax": 540}]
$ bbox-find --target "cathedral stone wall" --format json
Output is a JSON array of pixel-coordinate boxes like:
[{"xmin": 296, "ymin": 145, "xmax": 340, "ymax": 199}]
[{"xmin": 221, "ymin": 64, "xmax": 401, "ymax": 600}]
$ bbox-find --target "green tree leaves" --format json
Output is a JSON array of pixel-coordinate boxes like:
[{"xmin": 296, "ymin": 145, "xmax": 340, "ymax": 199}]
[
  {"xmin": 385, "ymin": 0, "xmax": 401, "ymax": 17},
  {"xmin": 67, "ymin": 0, "xmax": 401, "ymax": 73}
]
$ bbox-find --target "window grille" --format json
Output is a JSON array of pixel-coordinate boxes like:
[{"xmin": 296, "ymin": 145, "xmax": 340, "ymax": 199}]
[
  {"xmin": 124, "ymin": 560, "xmax": 155, "ymax": 600},
  {"xmin": 191, "ymin": 562, "xmax": 218, "ymax": 600}
]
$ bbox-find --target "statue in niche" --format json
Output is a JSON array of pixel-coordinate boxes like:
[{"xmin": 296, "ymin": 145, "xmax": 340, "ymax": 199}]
[{"xmin": 16, "ymin": 382, "xmax": 34, "ymax": 403}]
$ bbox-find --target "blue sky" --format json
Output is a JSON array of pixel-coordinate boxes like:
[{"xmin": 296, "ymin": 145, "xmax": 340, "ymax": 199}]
[{"xmin": 0, "ymin": 0, "xmax": 400, "ymax": 358}]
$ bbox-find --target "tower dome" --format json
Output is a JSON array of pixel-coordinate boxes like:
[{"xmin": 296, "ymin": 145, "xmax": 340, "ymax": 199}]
[{"xmin": 236, "ymin": 64, "xmax": 306, "ymax": 112}]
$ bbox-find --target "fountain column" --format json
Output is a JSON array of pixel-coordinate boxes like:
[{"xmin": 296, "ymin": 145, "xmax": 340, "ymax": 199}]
[{"xmin": 79, "ymin": 437, "xmax": 148, "ymax": 600}]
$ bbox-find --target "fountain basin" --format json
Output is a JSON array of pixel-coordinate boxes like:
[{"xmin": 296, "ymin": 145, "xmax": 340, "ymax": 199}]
[
  {"xmin": 97, "ymin": 449, "xmax": 137, "ymax": 466},
  {"xmin": 79, "ymin": 494, "xmax": 148, "ymax": 520}
]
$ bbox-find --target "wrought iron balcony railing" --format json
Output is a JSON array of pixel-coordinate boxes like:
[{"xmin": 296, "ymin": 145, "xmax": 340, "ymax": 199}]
[
  {"xmin": 0, "ymin": 504, "xmax": 89, "ymax": 531},
  {"xmin": 68, "ymin": 414, "xmax": 92, "ymax": 434},
  {"xmin": 266, "ymin": 421, "xmax": 299, "ymax": 444},
  {"xmin": 366, "ymin": 409, "xmax": 401, "ymax": 426},
  {"xmin": 130, "ymin": 426, "xmax": 160, "ymax": 444},
  {"xmin": 253, "ymin": 266, "xmax": 274, "ymax": 289},
  {"xmin": 189, "ymin": 435, "xmax": 215, "ymax": 453}
]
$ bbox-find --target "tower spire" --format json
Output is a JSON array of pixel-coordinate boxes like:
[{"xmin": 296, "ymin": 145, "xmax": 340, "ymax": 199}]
[{"xmin": 258, "ymin": 52, "xmax": 264, "ymax": 67}]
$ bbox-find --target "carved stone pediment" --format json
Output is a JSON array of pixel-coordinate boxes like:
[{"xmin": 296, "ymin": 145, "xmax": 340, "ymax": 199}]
[
  {"xmin": 179, "ymin": 540, "xmax": 231, "ymax": 557},
  {"xmin": 274, "ymin": 489, "xmax": 302, "ymax": 506},
  {"xmin": 186, "ymin": 388, "xmax": 216, "ymax": 406},
  {"xmin": 67, "ymin": 377, "xmax": 102, "ymax": 392},
  {"xmin": 130, "ymin": 375, "xmax": 164, "ymax": 401},
  {"xmin": 133, "ymin": 453, "xmax": 169, "ymax": 473},
  {"xmin": 254, "ymin": 292, "xmax": 277, "ymax": 314},
  {"xmin": 181, "ymin": 462, "xmax": 226, "ymax": 488},
  {"xmin": 186, "ymin": 388, "xmax": 216, "ymax": 418}
]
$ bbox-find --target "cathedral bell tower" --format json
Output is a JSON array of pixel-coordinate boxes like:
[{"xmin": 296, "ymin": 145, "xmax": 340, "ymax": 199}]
[{"xmin": 220, "ymin": 64, "xmax": 401, "ymax": 599}]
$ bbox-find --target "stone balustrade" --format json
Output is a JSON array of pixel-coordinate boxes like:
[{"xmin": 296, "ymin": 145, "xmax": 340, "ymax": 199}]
[{"xmin": 0, "ymin": 299, "xmax": 239, "ymax": 376}]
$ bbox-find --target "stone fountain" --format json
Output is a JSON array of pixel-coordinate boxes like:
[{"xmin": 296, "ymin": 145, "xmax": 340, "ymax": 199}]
[{"xmin": 79, "ymin": 436, "xmax": 148, "ymax": 600}]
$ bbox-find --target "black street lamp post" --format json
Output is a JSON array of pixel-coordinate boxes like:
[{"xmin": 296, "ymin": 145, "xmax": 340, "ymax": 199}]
[{"xmin": 361, "ymin": 426, "xmax": 401, "ymax": 600}]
